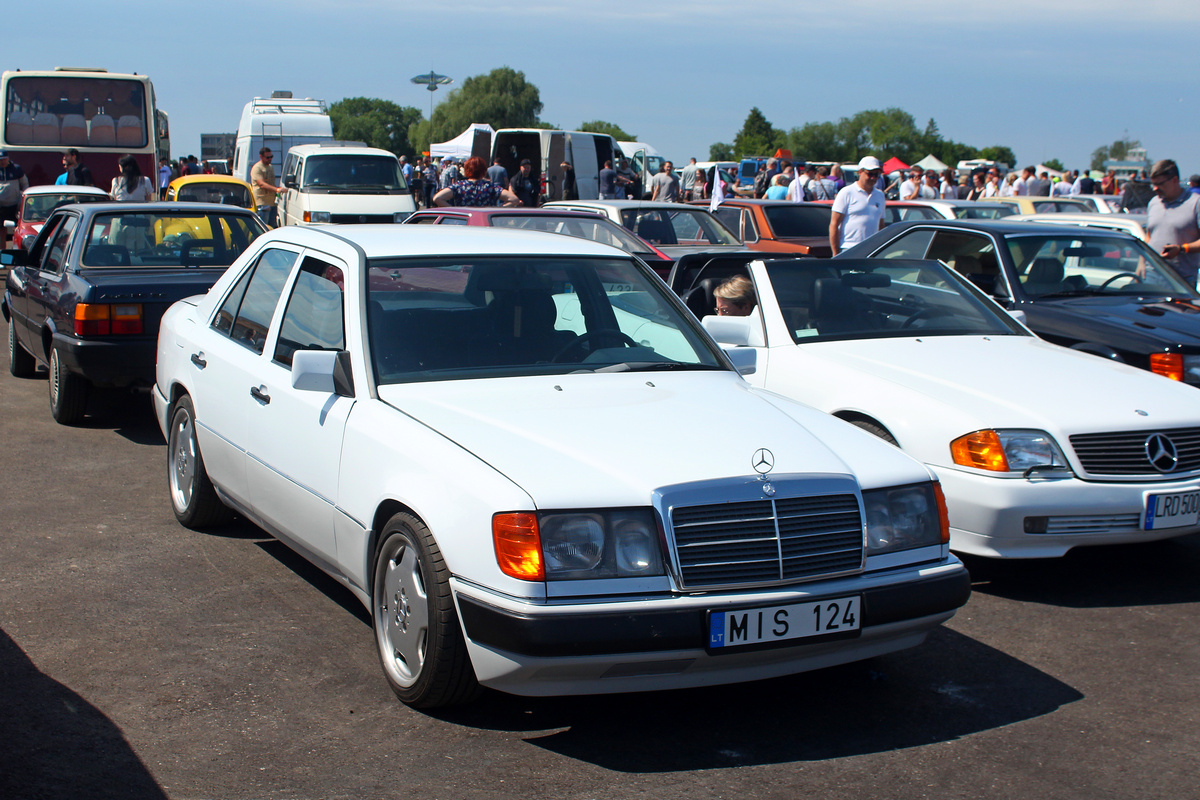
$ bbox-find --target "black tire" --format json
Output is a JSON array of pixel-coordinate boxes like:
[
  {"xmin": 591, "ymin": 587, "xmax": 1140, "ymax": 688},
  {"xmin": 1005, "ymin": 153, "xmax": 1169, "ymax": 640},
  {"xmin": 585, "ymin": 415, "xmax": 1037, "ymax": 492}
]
[
  {"xmin": 850, "ymin": 418, "xmax": 899, "ymax": 446},
  {"xmin": 48, "ymin": 346, "xmax": 88, "ymax": 425},
  {"xmin": 372, "ymin": 513, "xmax": 480, "ymax": 708},
  {"xmin": 8, "ymin": 320, "xmax": 36, "ymax": 378},
  {"xmin": 167, "ymin": 395, "xmax": 233, "ymax": 529}
]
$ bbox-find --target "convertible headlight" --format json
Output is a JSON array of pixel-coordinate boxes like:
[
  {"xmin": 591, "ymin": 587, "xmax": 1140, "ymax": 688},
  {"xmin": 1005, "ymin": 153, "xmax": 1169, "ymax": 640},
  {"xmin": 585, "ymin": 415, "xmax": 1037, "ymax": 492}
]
[
  {"xmin": 863, "ymin": 482, "xmax": 948, "ymax": 554},
  {"xmin": 493, "ymin": 509, "xmax": 664, "ymax": 581},
  {"xmin": 950, "ymin": 429, "xmax": 1070, "ymax": 474}
]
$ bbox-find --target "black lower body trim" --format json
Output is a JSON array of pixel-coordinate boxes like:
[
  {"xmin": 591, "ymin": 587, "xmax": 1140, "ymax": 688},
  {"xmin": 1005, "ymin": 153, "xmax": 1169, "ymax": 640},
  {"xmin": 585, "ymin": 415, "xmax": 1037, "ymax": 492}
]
[{"xmin": 458, "ymin": 569, "xmax": 971, "ymax": 658}]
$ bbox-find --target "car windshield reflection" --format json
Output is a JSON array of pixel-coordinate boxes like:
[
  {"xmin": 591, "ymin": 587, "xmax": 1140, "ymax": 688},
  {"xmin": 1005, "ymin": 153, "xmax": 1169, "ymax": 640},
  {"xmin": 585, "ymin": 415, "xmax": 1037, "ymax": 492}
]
[
  {"xmin": 367, "ymin": 256, "xmax": 723, "ymax": 382},
  {"xmin": 764, "ymin": 259, "xmax": 1022, "ymax": 343},
  {"xmin": 1004, "ymin": 234, "xmax": 1194, "ymax": 297}
]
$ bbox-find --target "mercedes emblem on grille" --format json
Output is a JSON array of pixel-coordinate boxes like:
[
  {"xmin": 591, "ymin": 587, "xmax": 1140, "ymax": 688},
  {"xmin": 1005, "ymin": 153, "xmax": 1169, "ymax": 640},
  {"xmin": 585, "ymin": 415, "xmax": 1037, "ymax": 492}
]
[{"xmin": 1145, "ymin": 433, "xmax": 1179, "ymax": 472}]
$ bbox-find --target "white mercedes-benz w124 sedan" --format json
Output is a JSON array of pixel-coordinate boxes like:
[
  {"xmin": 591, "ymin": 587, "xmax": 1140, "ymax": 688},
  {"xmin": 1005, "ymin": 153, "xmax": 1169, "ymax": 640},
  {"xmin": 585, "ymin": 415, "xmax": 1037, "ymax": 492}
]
[
  {"xmin": 682, "ymin": 255, "xmax": 1200, "ymax": 559},
  {"xmin": 153, "ymin": 225, "xmax": 969, "ymax": 708}
]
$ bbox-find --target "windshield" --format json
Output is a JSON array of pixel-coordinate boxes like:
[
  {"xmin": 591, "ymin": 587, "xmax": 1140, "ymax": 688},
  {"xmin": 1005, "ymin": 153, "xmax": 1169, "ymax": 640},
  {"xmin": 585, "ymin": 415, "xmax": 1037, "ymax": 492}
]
[
  {"xmin": 764, "ymin": 259, "xmax": 1022, "ymax": 343},
  {"xmin": 175, "ymin": 181, "xmax": 253, "ymax": 208},
  {"xmin": 81, "ymin": 211, "xmax": 266, "ymax": 267},
  {"xmin": 302, "ymin": 155, "xmax": 407, "ymax": 191},
  {"xmin": 954, "ymin": 205, "xmax": 1013, "ymax": 219},
  {"xmin": 22, "ymin": 192, "xmax": 107, "ymax": 222},
  {"xmin": 367, "ymin": 256, "xmax": 724, "ymax": 383},
  {"xmin": 618, "ymin": 208, "xmax": 741, "ymax": 247},
  {"xmin": 1028, "ymin": 200, "xmax": 1089, "ymax": 213},
  {"xmin": 763, "ymin": 204, "xmax": 833, "ymax": 236},
  {"xmin": 1005, "ymin": 234, "xmax": 1197, "ymax": 297},
  {"xmin": 489, "ymin": 214, "xmax": 658, "ymax": 257},
  {"xmin": 5, "ymin": 75, "xmax": 148, "ymax": 148}
]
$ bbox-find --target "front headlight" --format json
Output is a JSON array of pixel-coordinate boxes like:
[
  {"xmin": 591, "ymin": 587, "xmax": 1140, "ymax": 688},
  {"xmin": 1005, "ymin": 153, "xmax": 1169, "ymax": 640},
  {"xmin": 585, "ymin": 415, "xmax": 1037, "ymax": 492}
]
[
  {"xmin": 305, "ymin": 210, "xmax": 331, "ymax": 224},
  {"xmin": 863, "ymin": 482, "xmax": 948, "ymax": 554},
  {"xmin": 1184, "ymin": 355, "xmax": 1200, "ymax": 385},
  {"xmin": 950, "ymin": 429, "xmax": 1071, "ymax": 474},
  {"xmin": 493, "ymin": 509, "xmax": 665, "ymax": 581},
  {"xmin": 393, "ymin": 211, "xmax": 412, "ymax": 223}
]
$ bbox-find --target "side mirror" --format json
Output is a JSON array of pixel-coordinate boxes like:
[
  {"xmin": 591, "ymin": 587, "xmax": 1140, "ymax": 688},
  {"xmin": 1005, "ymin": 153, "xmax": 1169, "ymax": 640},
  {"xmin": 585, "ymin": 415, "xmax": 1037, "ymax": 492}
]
[
  {"xmin": 284, "ymin": 177, "xmax": 297, "ymax": 189},
  {"xmin": 723, "ymin": 346, "xmax": 757, "ymax": 376},
  {"xmin": 3, "ymin": 220, "xmax": 14, "ymax": 232},
  {"xmin": 291, "ymin": 350, "xmax": 354, "ymax": 396}
]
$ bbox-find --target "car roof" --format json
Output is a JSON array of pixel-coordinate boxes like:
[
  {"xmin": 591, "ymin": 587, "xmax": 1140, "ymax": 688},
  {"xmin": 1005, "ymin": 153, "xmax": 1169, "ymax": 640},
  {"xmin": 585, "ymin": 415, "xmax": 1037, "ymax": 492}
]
[
  {"xmin": 690, "ymin": 198, "xmax": 830, "ymax": 208},
  {"xmin": 411, "ymin": 207, "xmax": 606, "ymax": 219},
  {"xmin": 24, "ymin": 185, "xmax": 109, "ymax": 197},
  {"xmin": 168, "ymin": 175, "xmax": 252, "ymax": 188},
  {"xmin": 864, "ymin": 218, "xmax": 1140, "ymax": 238},
  {"xmin": 546, "ymin": 199, "xmax": 713, "ymax": 211},
  {"xmin": 256, "ymin": 223, "xmax": 631, "ymax": 259},
  {"xmin": 286, "ymin": 143, "xmax": 394, "ymax": 157}
]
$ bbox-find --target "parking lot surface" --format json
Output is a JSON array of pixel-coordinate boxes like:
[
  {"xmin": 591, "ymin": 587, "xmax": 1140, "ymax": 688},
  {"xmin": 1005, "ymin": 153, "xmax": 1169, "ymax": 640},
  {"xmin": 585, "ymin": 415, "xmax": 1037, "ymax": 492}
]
[{"xmin": 1, "ymin": 347, "xmax": 1197, "ymax": 800}]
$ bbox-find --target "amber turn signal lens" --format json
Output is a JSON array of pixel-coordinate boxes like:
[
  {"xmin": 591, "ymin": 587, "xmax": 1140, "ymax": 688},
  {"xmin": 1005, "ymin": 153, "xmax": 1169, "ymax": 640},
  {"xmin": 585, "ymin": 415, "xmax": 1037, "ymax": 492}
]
[
  {"xmin": 1150, "ymin": 352, "xmax": 1184, "ymax": 382},
  {"xmin": 933, "ymin": 482, "xmax": 950, "ymax": 544},
  {"xmin": 950, "ymin": 430, "xmax": 1009, "ymax": 472},
  {"xmin": 493, "ymin": 512, "xmax": 544, "ymax": 580}
]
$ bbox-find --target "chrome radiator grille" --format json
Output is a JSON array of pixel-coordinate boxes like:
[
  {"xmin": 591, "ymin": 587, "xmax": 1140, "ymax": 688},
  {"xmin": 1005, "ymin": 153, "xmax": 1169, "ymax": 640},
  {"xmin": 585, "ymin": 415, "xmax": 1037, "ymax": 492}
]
[
  {"xmin": 1069, "ymin": 427, "xmax": 1200, "ymax": 476},
  {"xmin": 669, "ymin": 494, "xmax": 864, "ymax": 589}
]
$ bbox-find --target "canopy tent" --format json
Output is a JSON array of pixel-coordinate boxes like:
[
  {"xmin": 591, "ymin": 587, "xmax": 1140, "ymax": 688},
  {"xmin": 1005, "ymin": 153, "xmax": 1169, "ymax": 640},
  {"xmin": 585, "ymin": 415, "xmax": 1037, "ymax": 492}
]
[
  {"xmin": 429, "ymin": 123, "xmax": 494, "ymax": 160},
  {"xmin": 913, "ymin": 154, "xmax": 950, "ymax": 172},
  {"xmin": 881, "ymin": 156, "xmax": 909, "ymax": 174}
]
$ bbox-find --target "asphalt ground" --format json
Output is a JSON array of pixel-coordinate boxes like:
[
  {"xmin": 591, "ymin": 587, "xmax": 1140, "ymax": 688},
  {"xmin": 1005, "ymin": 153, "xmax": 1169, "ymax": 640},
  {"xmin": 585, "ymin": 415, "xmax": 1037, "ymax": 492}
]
[{"xmin": 1, "ymin": 341, "xmax": 1197, "ymax": 800}]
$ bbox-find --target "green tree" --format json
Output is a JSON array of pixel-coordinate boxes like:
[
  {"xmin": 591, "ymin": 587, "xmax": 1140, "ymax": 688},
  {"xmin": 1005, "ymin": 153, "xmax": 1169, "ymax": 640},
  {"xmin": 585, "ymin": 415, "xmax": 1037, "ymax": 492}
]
[
  {"xmin": 428, "ymin": 67, "xmax": 543, "ymax": 144},
  {"xmin": 328, "ymin": 98, "xmax": 422, "ymax": 158},
  {"xmin": 977, "ymin": 146, "xmax": 1017, "ymax": 169},
  {"xmin": 732, "ymin": 108, "xmax": 785, "ymax": 159},
  {"xmin": 1043, "ymin": 158, "xmax": 1065, "ymax": 172},
  {"xmin": 579, "ymin": 120, "xmax": 634, "ymax": 140},
  {"xmin": 709, "ymin": 142, "xmax": 734, "ymax": 161},
  {"xmin": 1091, "ymin": 137, "xmax": 1141, "ymax": 171}
]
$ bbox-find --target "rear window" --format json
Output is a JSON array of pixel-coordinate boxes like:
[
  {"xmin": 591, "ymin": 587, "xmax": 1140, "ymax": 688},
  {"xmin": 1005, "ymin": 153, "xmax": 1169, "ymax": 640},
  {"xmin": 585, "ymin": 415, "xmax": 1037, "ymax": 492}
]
[{"xmin": 81, "ymin": 211, "xmax": 267, "ymax": 267}]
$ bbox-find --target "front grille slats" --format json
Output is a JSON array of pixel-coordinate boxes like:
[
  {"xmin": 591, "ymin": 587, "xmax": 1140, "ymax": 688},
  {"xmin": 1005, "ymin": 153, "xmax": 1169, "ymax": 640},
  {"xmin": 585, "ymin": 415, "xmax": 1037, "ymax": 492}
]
[
  {"xmin": 670, "ymin": 493, "xmax": 864, "ymax": 589},
  {"xmin": 1069, "ymin": 427, "xmax": 1200, "ymax": 476}
]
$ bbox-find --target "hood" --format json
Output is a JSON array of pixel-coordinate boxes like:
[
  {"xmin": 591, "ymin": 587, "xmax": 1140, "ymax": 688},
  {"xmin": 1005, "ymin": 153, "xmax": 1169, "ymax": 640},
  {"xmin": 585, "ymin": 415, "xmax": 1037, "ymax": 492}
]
[
  {"xmin": 376, "ymin": 371, "xmax": 925, "ymax": 508},
  {"xmin": 802, "ymin": 334, "xmax": 1200, "ymax": 444},
  {"xmin": 1033, "ymin": 295, "xmax": 1200, "ymax": 348}
]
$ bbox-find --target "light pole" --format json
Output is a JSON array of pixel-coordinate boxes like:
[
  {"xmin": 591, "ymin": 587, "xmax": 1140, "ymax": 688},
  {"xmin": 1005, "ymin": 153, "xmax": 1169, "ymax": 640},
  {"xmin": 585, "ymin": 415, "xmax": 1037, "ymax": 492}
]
[{"xmin": 410, "ymin": 70, "xmax": 453, "ymax": 148}]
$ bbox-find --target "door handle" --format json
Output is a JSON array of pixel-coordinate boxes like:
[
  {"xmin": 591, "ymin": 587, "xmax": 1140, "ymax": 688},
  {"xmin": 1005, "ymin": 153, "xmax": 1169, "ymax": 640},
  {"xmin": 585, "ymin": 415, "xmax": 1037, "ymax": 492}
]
[
  {"xmin": 250, "ymin": 385, "xmax": 270, "ymax": 404},
  {"xmin": 190, "ymin": 352, "xmax": 207, "ymax": 369}
]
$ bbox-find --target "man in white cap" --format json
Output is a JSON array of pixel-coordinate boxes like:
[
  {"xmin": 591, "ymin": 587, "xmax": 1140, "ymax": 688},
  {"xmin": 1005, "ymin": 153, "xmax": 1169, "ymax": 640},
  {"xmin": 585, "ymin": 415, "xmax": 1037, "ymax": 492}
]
[{"xmin": 829, "ymin": 156, "xmax": 886, "ymax": 256}]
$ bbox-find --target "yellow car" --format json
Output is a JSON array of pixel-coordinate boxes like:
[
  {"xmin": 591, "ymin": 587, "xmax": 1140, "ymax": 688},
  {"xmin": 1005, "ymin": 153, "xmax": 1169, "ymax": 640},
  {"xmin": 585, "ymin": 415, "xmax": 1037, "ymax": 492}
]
[
  {"xmin": 979, "ymin": 195, "xmax": 1093, "ymax": 214},
  {"xmin": 166, "ymin": 174, "xmax": 255, "ymax": 210}
]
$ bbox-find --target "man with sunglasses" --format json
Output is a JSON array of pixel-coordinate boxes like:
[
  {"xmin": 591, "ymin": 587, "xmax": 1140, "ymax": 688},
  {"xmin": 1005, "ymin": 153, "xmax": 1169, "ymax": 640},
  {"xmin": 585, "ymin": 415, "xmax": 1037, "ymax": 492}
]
[
  {"xmin": 251, "ymin": 147, "xmax": 284, "ymax": 227},
  {"xmin": 1147, "ymin": 159, "xmax": 1200, "ymax": 286},
  {"xmin": 829, "ymin": 156, "xmax": 886, "ymax": 256}
]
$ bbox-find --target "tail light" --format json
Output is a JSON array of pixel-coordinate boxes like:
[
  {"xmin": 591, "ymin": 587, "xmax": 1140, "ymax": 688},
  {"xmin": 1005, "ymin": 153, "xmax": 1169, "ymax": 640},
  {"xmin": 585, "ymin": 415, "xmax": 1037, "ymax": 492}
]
[{"xmin": 74, "ymin": 303, "xmax": 144, "ymax": 336}]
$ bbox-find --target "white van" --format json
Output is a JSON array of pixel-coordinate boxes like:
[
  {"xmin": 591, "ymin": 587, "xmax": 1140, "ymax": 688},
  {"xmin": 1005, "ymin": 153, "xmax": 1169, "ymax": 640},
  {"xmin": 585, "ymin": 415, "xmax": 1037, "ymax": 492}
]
[
  {"xmin": 277, "ymin": 143, "xmax": 416, "ymax": 226},
  {"xmin": 232, "ymin": 92, "xmax": 334, "ymax": 185},
  {"xmin": 491, "ymin": 129, "xmax": 617, "ymax": 202},
  {"xmin": 616, "ymin": 141, "xmax": 667, "ymax": 199}
]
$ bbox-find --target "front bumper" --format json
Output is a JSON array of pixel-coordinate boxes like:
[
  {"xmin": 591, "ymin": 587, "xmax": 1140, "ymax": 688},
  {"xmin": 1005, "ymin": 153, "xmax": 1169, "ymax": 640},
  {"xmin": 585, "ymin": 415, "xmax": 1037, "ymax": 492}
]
[
  {"xmin": 936, "ymin": 466, "xmax": 1200, "ymax": 558},
  {"xmin": 52, "ymin": 331, "xmax": 157, "ymax": 387},
  {"xmin": 452, "ymin": 558, "xmax": 969, "ymax": 697}
]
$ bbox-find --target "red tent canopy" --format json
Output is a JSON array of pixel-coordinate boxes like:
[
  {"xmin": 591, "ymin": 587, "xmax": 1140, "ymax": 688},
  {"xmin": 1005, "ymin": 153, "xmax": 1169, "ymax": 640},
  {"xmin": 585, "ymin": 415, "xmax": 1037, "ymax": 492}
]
[{"xmin": 881, "ymin": 157, "xmax": 909, "ymax": 174}]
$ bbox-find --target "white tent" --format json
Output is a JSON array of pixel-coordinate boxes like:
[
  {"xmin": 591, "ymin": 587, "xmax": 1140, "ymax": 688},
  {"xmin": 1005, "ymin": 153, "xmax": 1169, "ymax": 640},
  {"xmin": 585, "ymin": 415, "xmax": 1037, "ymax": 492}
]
[
  {"xmin": 913, "ymin": 154, "xmax": 950, "ymax": 172},
  {"xmin": 429, "ymin": 123, "xmax": 494, "ymax": 160}
]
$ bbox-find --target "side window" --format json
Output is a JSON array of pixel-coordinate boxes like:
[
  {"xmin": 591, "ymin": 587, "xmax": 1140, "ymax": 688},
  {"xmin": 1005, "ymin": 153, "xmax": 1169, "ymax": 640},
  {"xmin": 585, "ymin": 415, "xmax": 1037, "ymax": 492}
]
[
  {"xmin": 872, "ymin": 228, "xmax": 935, "ymax": 260},
  {"xmin": 408, "ymin": 216, "xmax": 439, "ymax": 225},
  {"xmin": 212, "ymin": 262, "xmax": 256, "ymax": 335},
  {"xmin": 40, "ymin": 215, "xmax": 78, "ymax": 273},
  {"xmin": 26, "ymin": 215, "xmax": 65, "ymax": 265},
  {"xmin": 741, "ymin": 210, "xmax": 759, "ymax": 242},
  {"xmin": 437, "ymin": 217, "xmax": 468, "ymax": 226},
  {"xmin": 273, "ymin": 256, "xmax": 345, "ymax": 367},
  {"xmin": 213, "ymin": 248, "xmax": 299, "ymax": 353}
]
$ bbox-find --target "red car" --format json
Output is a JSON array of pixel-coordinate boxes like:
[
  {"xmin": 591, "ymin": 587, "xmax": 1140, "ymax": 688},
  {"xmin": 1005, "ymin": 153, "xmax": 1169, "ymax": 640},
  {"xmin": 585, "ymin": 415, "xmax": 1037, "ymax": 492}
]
[
  {"xmin": 8, "ymin": 185, "xmax": 111, "ymax": 249},
  {"xmin": 692, "ymin": 198, "xmax": 832, "ymax": 257},
  {"xmin": 404, "ymin": 207, "xmax": 675, "ymax": 277}
]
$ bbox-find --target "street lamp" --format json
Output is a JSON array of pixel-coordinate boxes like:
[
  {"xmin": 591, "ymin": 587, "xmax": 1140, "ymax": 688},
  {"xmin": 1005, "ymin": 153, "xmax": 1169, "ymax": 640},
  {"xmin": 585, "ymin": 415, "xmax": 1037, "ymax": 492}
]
[{"xmin": 410, "ymin": 70, "xmax": 453, "ymax": 143}]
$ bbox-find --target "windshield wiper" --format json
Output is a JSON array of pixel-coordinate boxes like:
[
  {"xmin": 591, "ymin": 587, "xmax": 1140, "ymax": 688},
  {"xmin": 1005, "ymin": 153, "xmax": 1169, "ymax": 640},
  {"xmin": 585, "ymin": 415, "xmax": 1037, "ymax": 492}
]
[{"xmin": 591, "ymin": 361, "xmax": 722, "ymax": 373}]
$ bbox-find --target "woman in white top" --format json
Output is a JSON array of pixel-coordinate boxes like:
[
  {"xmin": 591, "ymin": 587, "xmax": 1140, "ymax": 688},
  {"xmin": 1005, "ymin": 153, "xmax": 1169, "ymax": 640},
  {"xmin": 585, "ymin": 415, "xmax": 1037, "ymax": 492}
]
[{"xmin": 110, "ymin": 155, "xmax": 155, "ymax": 202}]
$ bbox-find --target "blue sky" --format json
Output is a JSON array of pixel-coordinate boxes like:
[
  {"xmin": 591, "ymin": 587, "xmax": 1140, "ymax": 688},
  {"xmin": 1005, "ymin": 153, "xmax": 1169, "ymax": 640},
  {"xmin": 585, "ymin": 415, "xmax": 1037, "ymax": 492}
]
[{"xmin": 9, "ymin": 0, "xmax": 1200, "ymax": 175}]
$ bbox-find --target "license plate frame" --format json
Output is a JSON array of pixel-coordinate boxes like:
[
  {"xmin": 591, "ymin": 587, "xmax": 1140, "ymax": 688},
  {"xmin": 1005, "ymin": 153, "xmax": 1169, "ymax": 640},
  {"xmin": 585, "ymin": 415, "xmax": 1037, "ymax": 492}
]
[
  {"xmin": 708, "ymin": 595, "xmax": 861, "ymax": 652},
  {"xmin": 1143, "ymin": 489, "xmax": 1200, "ymax": 530}
]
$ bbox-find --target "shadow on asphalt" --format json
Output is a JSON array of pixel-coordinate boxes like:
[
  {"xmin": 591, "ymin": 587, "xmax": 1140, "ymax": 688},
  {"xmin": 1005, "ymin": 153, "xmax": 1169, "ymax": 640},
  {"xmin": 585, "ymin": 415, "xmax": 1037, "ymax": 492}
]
[
  {"xmin": 962, "ymin": 532, "xmax": 1200, "ymax": 608},
  {"xmin": 427, "ymin": 625, "xmax": 1081, "ymax": 771},
  {"xmin": 0, "ymin": 628, "xmax": 168, "ymax": 800},
  {"xmin": 255, "ymin": 538, "xmax": 372, "ymax": 626}
]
